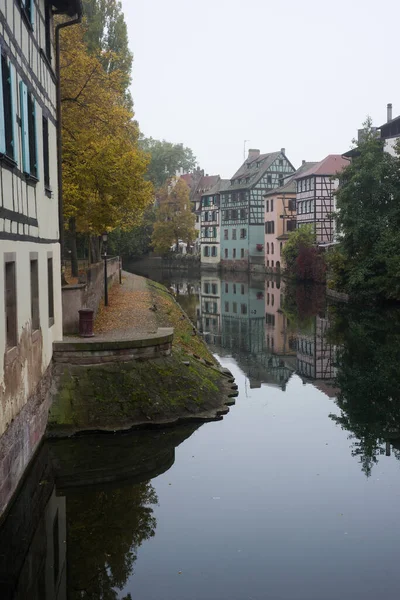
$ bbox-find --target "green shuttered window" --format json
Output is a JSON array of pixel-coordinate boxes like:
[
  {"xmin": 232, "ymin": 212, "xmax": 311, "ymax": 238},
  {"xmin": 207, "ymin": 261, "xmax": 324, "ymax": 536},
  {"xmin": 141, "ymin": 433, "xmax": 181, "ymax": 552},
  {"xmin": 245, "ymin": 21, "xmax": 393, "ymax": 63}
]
[
  {"xmin": 20, "ymin": 81, "xmax": 39, "ymax": 179},
  {"xmin": 0, "ymin": 55, "xmax": 18, "ymax": 162}
]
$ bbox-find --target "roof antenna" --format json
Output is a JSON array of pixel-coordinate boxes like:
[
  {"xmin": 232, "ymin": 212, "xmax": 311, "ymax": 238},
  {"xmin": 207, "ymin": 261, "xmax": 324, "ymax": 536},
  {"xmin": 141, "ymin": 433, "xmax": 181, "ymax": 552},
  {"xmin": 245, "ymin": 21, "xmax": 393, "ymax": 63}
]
[{"xmin": 244, "ymin": 140, "xmax": 250, "ymax": 162}]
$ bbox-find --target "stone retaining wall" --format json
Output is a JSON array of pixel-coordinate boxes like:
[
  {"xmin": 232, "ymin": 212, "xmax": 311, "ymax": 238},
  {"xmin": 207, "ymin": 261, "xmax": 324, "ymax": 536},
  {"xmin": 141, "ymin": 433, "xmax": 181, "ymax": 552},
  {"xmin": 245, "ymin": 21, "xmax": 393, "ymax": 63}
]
[
  {"xmin": 53, "ymin": 328, "xmax": 174, "ymax": 366},
  {"xmin": 62, "ymin": 257, "xmax": 120, "ymax": 334}
]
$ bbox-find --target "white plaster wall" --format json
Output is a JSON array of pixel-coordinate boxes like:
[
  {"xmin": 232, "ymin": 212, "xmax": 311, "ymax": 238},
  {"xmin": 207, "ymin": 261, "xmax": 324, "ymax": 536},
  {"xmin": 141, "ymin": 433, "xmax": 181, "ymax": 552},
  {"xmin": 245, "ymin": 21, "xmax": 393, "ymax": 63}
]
[
  {"xmin": 0, "ymin": 240, "xmax": 62, "ymax": 436},
  {"xmin": 0, "ymin": 0, "xmax": 61, "ymax": 437}
]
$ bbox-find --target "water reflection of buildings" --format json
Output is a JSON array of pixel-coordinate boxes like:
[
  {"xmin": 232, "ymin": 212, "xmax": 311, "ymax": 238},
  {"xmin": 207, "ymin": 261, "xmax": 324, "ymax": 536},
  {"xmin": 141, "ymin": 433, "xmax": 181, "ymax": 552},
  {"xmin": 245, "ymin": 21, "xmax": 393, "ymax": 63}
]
[
  {"xmin": 198, "ymin": 275, "xmax": 338, "ymax": 395},
  {"xmin": 296, "ymin": 315, "xmax": 338, "ymax": 398}
]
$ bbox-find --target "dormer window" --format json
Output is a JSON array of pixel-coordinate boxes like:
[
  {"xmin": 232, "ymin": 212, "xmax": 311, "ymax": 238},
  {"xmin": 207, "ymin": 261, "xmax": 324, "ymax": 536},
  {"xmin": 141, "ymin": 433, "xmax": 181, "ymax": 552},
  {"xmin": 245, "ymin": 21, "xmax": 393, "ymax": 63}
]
[{"xmin": 231, "ymin": 179, "xmax": 235, "ymax": 186}]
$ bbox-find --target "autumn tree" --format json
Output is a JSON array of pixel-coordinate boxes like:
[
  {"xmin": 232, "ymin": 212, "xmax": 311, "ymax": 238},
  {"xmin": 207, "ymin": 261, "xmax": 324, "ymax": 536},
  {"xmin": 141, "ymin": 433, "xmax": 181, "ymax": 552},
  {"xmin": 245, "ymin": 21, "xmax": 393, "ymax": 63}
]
[
  {"xmin": 60, "ymin": 24, "xmax": 152, "ymax": 272},
  {"xmin": 151, "ymin": 179, "xmax": 196, "ymax": 255}
]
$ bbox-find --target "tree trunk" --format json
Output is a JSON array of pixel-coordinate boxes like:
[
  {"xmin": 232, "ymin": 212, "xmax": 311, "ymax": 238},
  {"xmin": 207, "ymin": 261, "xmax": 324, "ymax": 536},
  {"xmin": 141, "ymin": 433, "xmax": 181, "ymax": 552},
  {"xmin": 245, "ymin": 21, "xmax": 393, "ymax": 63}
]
[
  {"xmin": 68, "ymin": 217, "xmax": 79, "ymax": 277},
  {"xmin": 90, "ymin": 236, "xmax": 100, "ymax": 263}
]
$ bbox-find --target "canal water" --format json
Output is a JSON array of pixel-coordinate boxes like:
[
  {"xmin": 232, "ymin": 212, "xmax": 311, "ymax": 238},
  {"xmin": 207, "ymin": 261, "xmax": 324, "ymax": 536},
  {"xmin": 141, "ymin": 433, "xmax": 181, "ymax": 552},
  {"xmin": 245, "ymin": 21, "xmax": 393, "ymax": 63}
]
[{"xmin": 2, "ymin": 268, "xmax": 400, "ymax": 600}]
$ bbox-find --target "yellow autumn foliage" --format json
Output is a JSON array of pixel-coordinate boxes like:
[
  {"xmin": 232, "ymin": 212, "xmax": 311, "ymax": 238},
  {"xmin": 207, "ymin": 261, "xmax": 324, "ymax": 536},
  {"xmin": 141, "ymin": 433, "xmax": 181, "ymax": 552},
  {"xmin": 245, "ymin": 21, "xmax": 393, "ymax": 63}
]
[{"xmin": 60, "ymin": 23, "xmax": 153, "ymax": 235}]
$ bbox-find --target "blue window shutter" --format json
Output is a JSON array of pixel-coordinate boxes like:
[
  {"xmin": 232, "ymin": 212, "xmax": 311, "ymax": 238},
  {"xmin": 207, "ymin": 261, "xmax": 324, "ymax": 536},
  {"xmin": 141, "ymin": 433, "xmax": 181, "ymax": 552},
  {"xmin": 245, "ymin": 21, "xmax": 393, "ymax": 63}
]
[
  {"xmin": 33, "ymin": 98, "xmax": 39, "ymax": 179},
  {"xmin": 0, "ymin": 57, "xmax": 5, "ymax": 155},
  {"xmin": 8, "ymin": 62, "xmax": 18, "ymax": 164},
  {"xmin": 30, "ymin": 0, "xmax": 35, "ymax": 28},
  {"xmin": 20, "ymin": 81, "xmax": 30, "ymax": 173}
]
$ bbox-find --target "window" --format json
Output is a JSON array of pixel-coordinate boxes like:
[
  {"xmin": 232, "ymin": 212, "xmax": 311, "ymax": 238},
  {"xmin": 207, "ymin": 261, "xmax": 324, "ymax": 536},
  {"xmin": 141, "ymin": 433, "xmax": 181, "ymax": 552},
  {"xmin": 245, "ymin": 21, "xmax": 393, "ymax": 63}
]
[
  {"xmin": 240, "ymin": 208, "xmax": 247, "ymax": 219},
  {"xmin": 233, "ymin": 248, "xmax": 236, "ymax": 258},
  {"xmin": 233, "ymin": 302, "xmax": 237, "ymax": 313},
  {"xmin": 265, "ymin": 221, "xmax": 275, "ymax": 234},
  {"xmin": 48, "ymin": 257, "xmax": 54, "ymax": 325},
  {"xmin": 224, "ymin": 248, "xmax": 228, "ymax": 258},
  {"xmin": 21, "ymin": 0, "xmax": 35, "ymax": 28},
  {"xmin": 43, "ymin": 117, "xmax": 50, "ymax": 189},
  {"xmin": 267, "ymin": 175, "xmax": 272, "ymax": 184},
  {"xmin": 224, "ymin": 229, "xmax": 228, "ymax": 240},
  {"xmin": 20, "ymin": 82, "xmax": 39, "ymax": 179},
  {"xmin": 0, "ymin": 54, "xmax": 17, "ymax": 161},
  {"xmin": 271, "ymin": 199, "xmax": 274, "ymax": 212},
  {"xmin": 45, "ymin": 3, "xmax": 52, "ymax": 59},
  {"xmin": 271, "ymin": 260, "xmax": 274, "ymax": 268},
  {"xmin": 279, "ymin": 159, "xmax": 283, "ymax": 166},
  {"xmin": 225, "ymin": 283, "xmax": 228, "ymax": 292},
  {"xmin": 241, "ymin": 303, "xmax": 247, "ymax": 315},
  {"xmin": 212, "ymin": 283, "xmax": 217, "ymax": 295},
  {"xmin": 241, "ymin": 284, "xmax": 245, "ymax": 295},
  {"xmin": 211, "ymin": 246, "xmax": 217, "ymax": 257},
  {"xmin": 225, "ymin": 302, "xmax": 229, "ymax": 312},
  {"xmin": 271, "ymin": 243, "xmax": 274, "ymax": 255},
  {"xmin": 232, "ymin": 229, "xmax": 237, "ymax": 240},
  {"xmin": 203, "ymin": 246, "xmax": 209, "ymax": 257},
  {"xmin": 266, "ymin": 242, "xmax": 269, "ymax": 253},
  {"xmin": 266, "ymin": 313, "xmax": 275, "ymax": 326},
  {"xmin": 288, "ymin": 199, "xmax": 296, "ymax": 211},
  {"xmin": 266, "ymin": 200, "xmax": 269, "ymax": 212},
  {"xmin": 5, "ymin": 259, "xmax": 17, "ymax": 348},
  {"xmin": 240, "ymin": 228, "xmax": 247, "ymax": 239},
  {"xmin": 204, "ymin": 282, "xmax": 210, "ymax": 293},
  {"xmin": 233, "ymin": 284, "xmax": 236, "ymax": 294},
  {"xmin": 280, "ymin": 242, "xmax": 283, "ymax": 252},
  {"xmin": 30, "ymin": 258, "xmax": 39, "ymax": 331},
  {"xmin": 231, "ymin": 209, "xmax": 238, "ymax": 219},
  {"xmin": 241, "ymin": 248, "xmax": 244, "ymax": 258}
]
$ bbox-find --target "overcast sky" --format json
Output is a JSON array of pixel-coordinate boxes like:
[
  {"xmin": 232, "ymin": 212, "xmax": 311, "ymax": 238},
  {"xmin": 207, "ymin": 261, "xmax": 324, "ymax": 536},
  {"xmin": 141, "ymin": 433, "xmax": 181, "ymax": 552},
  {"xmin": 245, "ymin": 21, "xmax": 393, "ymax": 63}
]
[{"xmin": 122, "ymin": 0, "xmax": 399, "ymax": 178}]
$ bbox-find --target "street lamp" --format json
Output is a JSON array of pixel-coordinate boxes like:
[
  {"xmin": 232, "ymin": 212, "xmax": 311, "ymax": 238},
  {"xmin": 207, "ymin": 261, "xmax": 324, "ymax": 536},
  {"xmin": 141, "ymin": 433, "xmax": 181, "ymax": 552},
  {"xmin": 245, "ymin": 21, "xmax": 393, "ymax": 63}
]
[{"xmin": 102, "ymin": 231, "xmax": 108, "ymax": 307}]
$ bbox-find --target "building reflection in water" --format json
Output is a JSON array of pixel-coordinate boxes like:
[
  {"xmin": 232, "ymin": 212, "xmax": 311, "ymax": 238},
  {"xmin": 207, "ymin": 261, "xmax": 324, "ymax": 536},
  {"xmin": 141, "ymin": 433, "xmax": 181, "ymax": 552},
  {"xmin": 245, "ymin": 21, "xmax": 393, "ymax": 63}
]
[{"xmin": 199, "ymin": 273, "xmax": 336, "ymax": 395}]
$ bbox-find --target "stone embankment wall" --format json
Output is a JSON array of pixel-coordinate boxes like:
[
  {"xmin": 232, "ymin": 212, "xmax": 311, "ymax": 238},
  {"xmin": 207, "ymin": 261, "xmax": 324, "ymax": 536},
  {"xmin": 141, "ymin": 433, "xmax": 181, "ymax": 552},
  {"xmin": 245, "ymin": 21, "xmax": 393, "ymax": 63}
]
[{"xmin": 62, "ymin": 257, "xmax": 120, "ymax": 334}]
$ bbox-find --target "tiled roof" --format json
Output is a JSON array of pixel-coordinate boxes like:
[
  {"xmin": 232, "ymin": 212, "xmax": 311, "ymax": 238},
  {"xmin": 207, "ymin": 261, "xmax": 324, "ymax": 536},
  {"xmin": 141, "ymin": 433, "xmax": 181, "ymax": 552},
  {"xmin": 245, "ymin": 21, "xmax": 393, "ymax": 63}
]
[
  {"xmin": 264, "ymin": 162, "xmax": 318, "ymax": 196},
  {"xmin": 201, "ymin": 179, "xmax": 230, "ymax": 197},
  {"xmin": 228, "ymin": 152, "xmax": 283, "ymax": 191},
  {"xmin": 192, "ymin": 175, "xmax": 220, "ymax": 202},
  {"xmin": 294, "ymin": 155, "xmax": 350, "ymax": 179}
]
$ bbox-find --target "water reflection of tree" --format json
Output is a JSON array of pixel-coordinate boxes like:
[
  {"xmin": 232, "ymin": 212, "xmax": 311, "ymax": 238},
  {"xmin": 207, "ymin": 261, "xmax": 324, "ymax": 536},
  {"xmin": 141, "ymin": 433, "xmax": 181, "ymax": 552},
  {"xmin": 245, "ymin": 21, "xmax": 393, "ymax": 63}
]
[
  {"xmin": 281, "ymin": 282, "xmax": 326, "ymax": 333},
  {"xmin": 329, "ymin": 305, "xmax": 400, "ymax": 476},
  {"xmin": 68, "ymin": 481, "xmax": 158, "ymax": 599}
]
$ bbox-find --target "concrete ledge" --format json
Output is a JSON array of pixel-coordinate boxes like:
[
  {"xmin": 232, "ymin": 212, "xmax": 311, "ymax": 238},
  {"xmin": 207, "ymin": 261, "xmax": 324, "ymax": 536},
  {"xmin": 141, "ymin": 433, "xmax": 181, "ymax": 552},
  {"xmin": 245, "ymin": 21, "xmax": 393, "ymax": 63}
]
[{"xmin": 53, "ymin": 328, "xmax": 174, "ymax": 365}]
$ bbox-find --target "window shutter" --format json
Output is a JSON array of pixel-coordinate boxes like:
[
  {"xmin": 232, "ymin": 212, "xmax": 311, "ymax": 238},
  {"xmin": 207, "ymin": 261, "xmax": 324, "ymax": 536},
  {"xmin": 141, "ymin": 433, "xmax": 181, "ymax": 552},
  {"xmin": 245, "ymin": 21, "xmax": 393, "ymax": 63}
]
[
  {"xmin": 0, "ymin": 56, "xmax": 5, "ymax": 155},
  {"xmin": 33, "ymin": 98, "xmax": 39, "ymax": 179},
  {"xmin": 9, "ymin": 62, "xmax": 18, "ymax": 163},
  {"xmin": 20, "ymin": 81, "xmax": 30, "ymax": 173},
  {"xmin": 30, "ymin": 0, "xmax": 35, "ymax": 28}
]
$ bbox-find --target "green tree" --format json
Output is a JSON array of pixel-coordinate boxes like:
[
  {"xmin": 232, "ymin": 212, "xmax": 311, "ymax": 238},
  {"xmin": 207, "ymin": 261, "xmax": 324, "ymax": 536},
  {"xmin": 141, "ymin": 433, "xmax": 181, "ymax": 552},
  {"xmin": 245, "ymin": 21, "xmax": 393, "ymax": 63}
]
[
  {"xmin": 152, "ymin": 179, "xmax": 196, "ymax": 255},
  {"xmin": 82, "ymin": 0, "xmax": 133, "ymax": 106},
  {"xmin": 139, "ymin": 137, "xmax": 197, "ymax": 187},
  {"xmin": 334, "ymin": 119, "xmax": 400, "ymax": 300}
]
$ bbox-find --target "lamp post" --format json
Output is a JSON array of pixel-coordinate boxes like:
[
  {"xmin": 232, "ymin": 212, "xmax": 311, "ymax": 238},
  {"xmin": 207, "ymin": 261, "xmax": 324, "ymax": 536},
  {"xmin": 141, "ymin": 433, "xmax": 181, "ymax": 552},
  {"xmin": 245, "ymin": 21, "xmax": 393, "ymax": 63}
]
[{"xmin": 102, "ymin": 231, "xmax": 108, "ymax": 307}]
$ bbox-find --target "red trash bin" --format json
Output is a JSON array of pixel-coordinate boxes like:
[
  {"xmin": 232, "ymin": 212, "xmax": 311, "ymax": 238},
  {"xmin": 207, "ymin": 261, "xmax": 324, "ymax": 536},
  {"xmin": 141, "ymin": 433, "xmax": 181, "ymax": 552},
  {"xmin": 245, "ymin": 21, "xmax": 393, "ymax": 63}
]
[{"xmin": 78, "ymin": 308, "xmax": 94, "ymax": 337}]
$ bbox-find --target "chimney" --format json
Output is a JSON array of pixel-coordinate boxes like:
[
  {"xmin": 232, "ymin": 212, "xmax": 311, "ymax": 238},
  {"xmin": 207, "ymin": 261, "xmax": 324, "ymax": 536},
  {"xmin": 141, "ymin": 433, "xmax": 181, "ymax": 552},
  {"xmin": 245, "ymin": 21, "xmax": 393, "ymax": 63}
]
[
  {"xmin": 281, "ymin": 147, "xmax": 286, "ymax": 155},
  {"xmin": 387, "ymin": 103, "xmax": 393, "ymax": 123},
  {"xmin": 302, "ymin": 159, "xmax": 306, "ymax": 165},
  {"xmin": 248, "ymin": 149, "xmax": 260, "ymax": 161}
]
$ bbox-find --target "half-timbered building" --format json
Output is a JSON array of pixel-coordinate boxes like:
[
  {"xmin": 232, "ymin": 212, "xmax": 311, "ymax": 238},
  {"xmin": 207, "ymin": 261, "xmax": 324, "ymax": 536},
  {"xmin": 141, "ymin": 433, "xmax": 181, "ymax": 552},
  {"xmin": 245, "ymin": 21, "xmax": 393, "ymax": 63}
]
[
  {"xmin": 0, "ymin": 0, "xmax": 82, "ymax": 518},
  {"xmin": 264, "ymin": 161, "xmax": 317, "ymax": 273},
  {"xmin": 220, "ymin": 148, "xmax": 295, "ymax": 271},
  {"xmin": 295, "ymin": 155, "xmax": 350, "ymax": 245},
  {"xmin": 200, "ymin": 178, "xmax": 229, "ymax": 269}
]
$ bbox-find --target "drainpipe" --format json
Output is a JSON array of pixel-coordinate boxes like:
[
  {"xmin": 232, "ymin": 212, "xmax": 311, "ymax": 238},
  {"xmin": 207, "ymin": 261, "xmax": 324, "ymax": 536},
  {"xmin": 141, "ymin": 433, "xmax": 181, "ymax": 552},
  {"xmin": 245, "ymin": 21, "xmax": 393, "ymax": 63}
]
[{"xmin": 55, "ymin": 4, "xmax": 82, "ymax": 276}]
